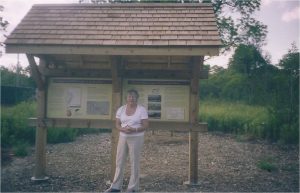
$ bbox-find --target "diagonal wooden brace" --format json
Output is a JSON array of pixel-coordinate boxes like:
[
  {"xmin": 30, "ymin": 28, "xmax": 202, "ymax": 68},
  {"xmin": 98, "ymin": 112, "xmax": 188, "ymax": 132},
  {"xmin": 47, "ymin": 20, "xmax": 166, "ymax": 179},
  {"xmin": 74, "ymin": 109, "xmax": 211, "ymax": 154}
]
[{"xmin": 26, "ymin": 54, "xmax": 45, "ymax": 91}]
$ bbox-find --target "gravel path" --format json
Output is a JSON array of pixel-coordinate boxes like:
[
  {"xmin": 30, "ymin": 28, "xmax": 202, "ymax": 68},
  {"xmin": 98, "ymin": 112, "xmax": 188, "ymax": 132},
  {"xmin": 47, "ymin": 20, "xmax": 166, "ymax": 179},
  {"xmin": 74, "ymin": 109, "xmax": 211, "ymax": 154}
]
[{"xmin": 1, "ymin": 131, "xmax": 299, "ymax": 192}]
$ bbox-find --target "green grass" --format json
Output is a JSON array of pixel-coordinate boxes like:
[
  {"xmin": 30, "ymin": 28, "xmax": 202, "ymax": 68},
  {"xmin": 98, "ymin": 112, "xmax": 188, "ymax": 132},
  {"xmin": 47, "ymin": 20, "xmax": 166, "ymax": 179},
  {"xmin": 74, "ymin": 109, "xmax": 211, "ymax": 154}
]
[
  {"xmin": 1, "ymin": 101, "xmax": 37, "ymax": 148},
  {"xmin": 257, "ymin": 156, "xmax": 278, "ymax": 172},
  {"xmin": 200, "ymin": 100, "xmax": 269, "ymax": 137},
  {"xmin": 1, "ymin": 98, "xmax": 297, "ymax": 161},
  {"xmin": 1, "ymin": 101, "xmax": 109, "ymax": 159},
  {"xmin": 199, "ymin": 99, "xmax": 299, "ymax": 143},
  {"xmin": 12, "ymin": 141, "xmax": 29, "ymax": 157}
]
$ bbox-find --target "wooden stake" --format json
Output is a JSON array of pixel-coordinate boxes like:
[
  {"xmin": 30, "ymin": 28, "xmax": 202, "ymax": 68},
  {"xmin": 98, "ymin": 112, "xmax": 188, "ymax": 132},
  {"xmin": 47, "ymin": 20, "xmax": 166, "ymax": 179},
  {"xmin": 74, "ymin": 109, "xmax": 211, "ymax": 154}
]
[
  {"xmin": 110, "ymin": 56, "xmax": 122, "ymax": 181},
  {"xmin": 185, "ymin": 56, "xmax": 204, "ymax": 186},
  {"xmin": 31, "ymin": 90, "xmax": 48, "ymax": 181},
  {"xmin": 27, "ymin": 56, "xmax": 48, "ymax": 181}
]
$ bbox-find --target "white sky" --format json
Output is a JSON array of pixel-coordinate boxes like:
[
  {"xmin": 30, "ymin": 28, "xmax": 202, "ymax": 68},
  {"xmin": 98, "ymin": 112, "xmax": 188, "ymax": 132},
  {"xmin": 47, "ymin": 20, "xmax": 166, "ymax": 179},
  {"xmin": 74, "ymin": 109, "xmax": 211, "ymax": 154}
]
[{"xmin": 0, "ymin": 0, "xmax": 299, "ymax": 70}]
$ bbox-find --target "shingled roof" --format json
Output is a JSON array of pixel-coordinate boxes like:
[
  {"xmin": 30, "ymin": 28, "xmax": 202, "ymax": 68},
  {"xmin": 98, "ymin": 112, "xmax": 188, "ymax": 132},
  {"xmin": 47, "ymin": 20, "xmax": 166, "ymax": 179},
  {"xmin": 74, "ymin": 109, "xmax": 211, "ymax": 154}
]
[{"xmin": 5, "ymin": 3, "xmax": 222, "ymax": 56}]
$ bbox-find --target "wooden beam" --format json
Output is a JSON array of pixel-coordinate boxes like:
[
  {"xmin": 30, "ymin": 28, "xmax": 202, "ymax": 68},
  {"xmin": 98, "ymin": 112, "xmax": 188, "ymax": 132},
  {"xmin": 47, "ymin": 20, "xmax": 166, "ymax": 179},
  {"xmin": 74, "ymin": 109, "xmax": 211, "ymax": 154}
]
[
  {"xmin": 149, "ymin": 121, "xmax": 207, "ymax": 132},
  {"xmin": 124, "ymin": 70, "xmax": 191, "ymax": 79},
  {"xmin": 26, "ymin": 55, "xmax": 48, "ymax": 180},
  {"xmin": 43, "ymin": 68, "xmax": 112, "ymax": 78},
  {"xmin": 8, "ymin": 45, "xmax": 220, "ymax": 56},
  {"xmin": 110, "ymin": 56, "xmax": 123, "ymax": 181},
  {"xmin": 111, "ymin": 56, "xmax": 122, "ymax": 92},
  {"xmin": 28, "ymin": 118, "xmax": 114, "ymax": 128},
  {"xmin": 26, "ymin": 54, "xmax": 45, "ymax": 90},
  {"xmin": 28, "ymin": 118, "xmax": 207, "ymax": 132},
  {"xmin": 125, "ymin": 62, "xmax": 188, "ymax": 71},
  {"xmin": 186, "ymin": 56, "xmax": 204, "ymax": 186},
  {"xmin": 190, "ymin": 56, "xmax": 203, "ymax": 94},
  {"xmin": 31, "ymin": 83, "xmax": 48, "ymax": 181}
]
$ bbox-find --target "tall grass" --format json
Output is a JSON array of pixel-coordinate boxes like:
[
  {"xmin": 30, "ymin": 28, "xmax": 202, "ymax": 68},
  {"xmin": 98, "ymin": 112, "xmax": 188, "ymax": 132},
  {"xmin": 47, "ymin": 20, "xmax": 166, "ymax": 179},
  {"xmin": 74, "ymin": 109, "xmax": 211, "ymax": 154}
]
[
  {"xmin": 1, "ymin": 101, "xmax": 107, "ymax": 157},
  {"xmin": 1, "ymin": 101, "xmax": 37, "ymax": 148},
  {"xmin": 1, "ymin": 101, "xmax": 36, "ymax": 156},
  {"xmin": 200, "ymin": 100, "xmax": 270, "ymax": 139}
]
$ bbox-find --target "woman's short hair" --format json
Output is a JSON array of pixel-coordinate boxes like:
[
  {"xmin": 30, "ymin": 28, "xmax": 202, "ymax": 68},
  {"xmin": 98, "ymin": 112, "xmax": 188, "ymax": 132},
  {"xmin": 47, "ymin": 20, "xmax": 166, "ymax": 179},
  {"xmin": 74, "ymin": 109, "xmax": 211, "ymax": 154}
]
[{"xmin": 127, "ymin": 89, "xmax": 139, "ymax": 99}]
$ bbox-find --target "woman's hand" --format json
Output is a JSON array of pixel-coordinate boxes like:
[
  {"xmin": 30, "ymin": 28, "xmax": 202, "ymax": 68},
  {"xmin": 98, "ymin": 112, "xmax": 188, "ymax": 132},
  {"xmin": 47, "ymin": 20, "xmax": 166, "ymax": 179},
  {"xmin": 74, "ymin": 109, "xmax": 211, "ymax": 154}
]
[{"xmin": 121, "ymin": 126, "xmax": 136, "ymax": 134}]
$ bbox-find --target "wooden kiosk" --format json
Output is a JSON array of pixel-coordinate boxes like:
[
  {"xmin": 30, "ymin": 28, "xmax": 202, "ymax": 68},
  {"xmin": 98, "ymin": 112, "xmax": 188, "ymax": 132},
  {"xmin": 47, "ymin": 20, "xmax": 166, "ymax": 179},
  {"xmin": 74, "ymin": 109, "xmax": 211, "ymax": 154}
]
[{"xmin": 5, "ymin": 3, "xmax": 221, "ymax": 185}]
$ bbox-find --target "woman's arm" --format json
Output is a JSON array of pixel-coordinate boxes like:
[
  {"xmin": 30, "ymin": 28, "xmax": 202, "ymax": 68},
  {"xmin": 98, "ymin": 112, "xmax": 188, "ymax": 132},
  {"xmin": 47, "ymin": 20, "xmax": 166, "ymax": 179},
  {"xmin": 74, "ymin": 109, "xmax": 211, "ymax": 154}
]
[
  {"xmin": 136, "ymin": 119, "xmax": 149, "ymax": 132},
  {"xmin": 116, "ymin": 118, "xmax": 127, "ymax": 132}
]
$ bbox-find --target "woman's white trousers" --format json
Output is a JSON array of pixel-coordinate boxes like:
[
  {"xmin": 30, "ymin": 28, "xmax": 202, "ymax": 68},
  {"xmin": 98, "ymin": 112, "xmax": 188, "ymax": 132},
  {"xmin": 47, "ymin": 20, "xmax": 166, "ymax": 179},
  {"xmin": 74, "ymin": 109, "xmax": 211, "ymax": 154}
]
[{"xmin": 111, "ymin": 134, "xmax": 144, "ymax": 191}]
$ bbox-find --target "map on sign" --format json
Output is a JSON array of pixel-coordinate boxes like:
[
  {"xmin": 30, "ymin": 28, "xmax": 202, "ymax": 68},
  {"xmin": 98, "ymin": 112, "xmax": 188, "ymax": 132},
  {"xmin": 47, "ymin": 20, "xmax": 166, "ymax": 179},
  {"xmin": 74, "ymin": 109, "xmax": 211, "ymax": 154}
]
[{"xmin": 47, "ymin": 78, "xmax": 112, "ymax": 119}]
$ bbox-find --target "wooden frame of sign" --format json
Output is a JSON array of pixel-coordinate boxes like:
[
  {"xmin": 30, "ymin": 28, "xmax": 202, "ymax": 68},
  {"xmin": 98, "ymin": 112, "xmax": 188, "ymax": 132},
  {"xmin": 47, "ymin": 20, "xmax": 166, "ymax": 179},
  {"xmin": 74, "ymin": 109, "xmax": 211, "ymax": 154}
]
[{"xmin": 26, "ymin": 54, "xmax": 208, "ymax": 185}]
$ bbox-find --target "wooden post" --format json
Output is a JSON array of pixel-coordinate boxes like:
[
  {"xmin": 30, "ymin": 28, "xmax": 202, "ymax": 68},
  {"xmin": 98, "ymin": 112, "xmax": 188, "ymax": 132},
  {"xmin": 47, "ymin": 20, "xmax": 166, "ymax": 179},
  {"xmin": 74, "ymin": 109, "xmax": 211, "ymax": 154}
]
[
  {"xmin": 110, "ymin": 56, "xmax": 122, "ymax": 181},
  {"xmin": 185, "ymin": 56, "xmax": 204, "ymax": 186},
  {"xmin": 27, "ymin": 55, "xmax": 49, "ymax": 181}
]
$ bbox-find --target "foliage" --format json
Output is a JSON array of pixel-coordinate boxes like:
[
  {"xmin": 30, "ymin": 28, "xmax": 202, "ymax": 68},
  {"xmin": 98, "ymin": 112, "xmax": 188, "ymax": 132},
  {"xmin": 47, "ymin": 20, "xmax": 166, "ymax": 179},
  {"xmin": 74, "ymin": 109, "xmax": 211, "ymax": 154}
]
[
  {"xmin": 200, "ymin": 100, "xmax": 269, "ymax": 138},
  {"xmin": 1, "ymin": 66, "xmax": 36, "ymax": 105},
  {"xmin": 0, "ymin": 66, "xmax": 35, "ymax": 87},
  {"xmin": 257, "ymin": 156, "xmax": 278, "ymax": 172},
  {"xmin": 202, "ymin": 43, "xmax": 299, "ymax": 144},
  {"xmin": 47, "ymin": 128, "xmax": 78, "ymax": 144},
  {"xmin": 0, "ymin": 5, "xmax": 9, "ymax": 31},
  {"xmin": 278, "ymin": 42, "xmax": 299, "ymax": 72},
  {"xmin": 1, "ymin": 86, "xmax": 35, "ymax": 105},
  {"xmin": 1, "ymin": 102, "xmax": 109, "ymax": 159},
  {"xmin": 1, "ymin": 101, "xmax": 37, "ymax": 149},
  {"xmin": 208, "ymin": 0, "xmax": 267, "ymax": 51},
  {"xmin": 229, "ymin": 44, "xmax": 267, "ymax": 76},
  {"xmin": 269, "ymin": 44, "xmax": 299, "ymax": 144},
  {"xmin": 12, "ymin": 141, "xmax": 29, "ymax": 157},
  {"xmin": 0, "ymin": 4, "xmax": 9, "ymax": 57}
]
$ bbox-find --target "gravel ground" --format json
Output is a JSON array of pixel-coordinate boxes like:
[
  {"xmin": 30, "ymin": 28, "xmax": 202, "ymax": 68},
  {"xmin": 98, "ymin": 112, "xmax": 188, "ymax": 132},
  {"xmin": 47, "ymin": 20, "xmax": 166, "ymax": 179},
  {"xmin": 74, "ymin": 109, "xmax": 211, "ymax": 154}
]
[{"xmin": 1, "ymin": 131, "xmax": 299, "ymax": 192}]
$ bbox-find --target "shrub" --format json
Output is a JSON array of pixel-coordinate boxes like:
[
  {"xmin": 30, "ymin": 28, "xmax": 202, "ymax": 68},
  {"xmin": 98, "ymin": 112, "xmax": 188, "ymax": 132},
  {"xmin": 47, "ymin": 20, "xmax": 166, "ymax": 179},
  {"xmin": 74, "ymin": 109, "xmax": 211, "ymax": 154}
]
[
  {"xmin": 1, "ymin": 101, "xmax": 36, "ymax": 148},
  {"xmin": 12, "ymin": 141, "xmax": 29, "ymax": 157},
  {"xmin": 257, "ymin": 157, "xmax": 278, "ymax": 172},
  {"xmin": 200, "ymin": 99, "xmax": 299, "ymax": 144},
  {"xmin": 47, "ymin": 128, "xmax": 78, "ymax": 144},
  {"xmin": 1, "ymin": 102, "xmax": 106, "ymax": 159}
]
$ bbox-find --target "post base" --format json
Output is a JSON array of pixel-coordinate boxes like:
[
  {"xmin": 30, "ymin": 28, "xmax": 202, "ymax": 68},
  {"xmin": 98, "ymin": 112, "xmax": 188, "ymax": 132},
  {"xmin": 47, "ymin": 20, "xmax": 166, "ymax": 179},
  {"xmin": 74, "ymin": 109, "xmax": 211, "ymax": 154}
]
[
  {"xmin": 184, "ymin": 181, "xmax": 201, "ymax": 186},
  {"xmin": 31, "ymin": 176, "xmax": 49, "ymax": 181}
]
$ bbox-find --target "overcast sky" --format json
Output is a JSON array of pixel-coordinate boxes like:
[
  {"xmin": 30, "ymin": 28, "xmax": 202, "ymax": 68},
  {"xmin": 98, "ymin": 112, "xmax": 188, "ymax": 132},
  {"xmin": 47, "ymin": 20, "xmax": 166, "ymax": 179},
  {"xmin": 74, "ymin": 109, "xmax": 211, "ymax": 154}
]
[{"xmin": 0, "ymin": 0, "xmax": 299, "ymax": 69}]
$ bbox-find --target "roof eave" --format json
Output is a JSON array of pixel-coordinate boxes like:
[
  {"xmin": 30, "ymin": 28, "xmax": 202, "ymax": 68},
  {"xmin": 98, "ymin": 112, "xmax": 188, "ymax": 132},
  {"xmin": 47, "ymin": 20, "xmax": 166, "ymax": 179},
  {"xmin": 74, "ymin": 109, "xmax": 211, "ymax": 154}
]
[{"xmin": 5, "ymin": 44, "xmax": 222, "ymax": 56}]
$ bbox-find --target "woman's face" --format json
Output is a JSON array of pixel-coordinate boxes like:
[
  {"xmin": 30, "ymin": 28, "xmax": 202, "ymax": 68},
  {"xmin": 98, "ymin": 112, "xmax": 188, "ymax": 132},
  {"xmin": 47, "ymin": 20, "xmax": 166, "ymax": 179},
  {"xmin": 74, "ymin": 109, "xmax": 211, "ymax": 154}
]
[{"xmin": 126, "ymin": 94, "xmax": 137, "ymax": 105}]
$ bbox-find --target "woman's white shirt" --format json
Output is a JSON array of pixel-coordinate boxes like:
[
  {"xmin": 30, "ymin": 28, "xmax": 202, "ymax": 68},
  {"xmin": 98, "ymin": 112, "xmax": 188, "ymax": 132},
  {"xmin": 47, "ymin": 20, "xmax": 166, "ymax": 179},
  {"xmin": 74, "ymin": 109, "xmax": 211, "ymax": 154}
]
[{"xmin": 116, "ymin": 104, "xmax": 148, "ymax": 137}]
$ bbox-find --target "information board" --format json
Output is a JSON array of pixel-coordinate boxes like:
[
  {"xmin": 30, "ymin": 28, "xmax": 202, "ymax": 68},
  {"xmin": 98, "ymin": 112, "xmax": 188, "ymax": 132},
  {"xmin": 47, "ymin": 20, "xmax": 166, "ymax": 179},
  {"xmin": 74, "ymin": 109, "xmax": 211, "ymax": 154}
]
[
  {"xmin": 123, "ymin": 79, "xmax": 190, "ymax": 122},
  {"xmin": 47, "ymin": 78, "xmax": 112, "ymax": 119}
]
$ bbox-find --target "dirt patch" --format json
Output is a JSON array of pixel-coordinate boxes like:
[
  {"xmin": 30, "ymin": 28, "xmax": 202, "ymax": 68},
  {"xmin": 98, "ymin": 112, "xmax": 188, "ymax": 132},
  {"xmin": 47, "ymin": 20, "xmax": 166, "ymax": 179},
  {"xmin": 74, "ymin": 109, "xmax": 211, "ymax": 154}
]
[{"xmin": 1, "ymin": 131, "xmax": 299, "ymax": 192}]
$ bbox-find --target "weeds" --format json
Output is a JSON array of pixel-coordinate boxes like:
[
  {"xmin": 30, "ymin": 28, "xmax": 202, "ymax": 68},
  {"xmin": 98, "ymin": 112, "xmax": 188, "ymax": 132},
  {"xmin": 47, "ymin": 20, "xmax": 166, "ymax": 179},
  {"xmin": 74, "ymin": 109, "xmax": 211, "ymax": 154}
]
[
  {"xmin": 1, "ymin": 101, "xmax": 110, "ymax": 159},
  {"xmin": 200, "ymin": 100, "xmax": 269, "ymax": 136},
  {"xmin": 257, "ymin": 157, "xmax": 278, "ymax": 172}
]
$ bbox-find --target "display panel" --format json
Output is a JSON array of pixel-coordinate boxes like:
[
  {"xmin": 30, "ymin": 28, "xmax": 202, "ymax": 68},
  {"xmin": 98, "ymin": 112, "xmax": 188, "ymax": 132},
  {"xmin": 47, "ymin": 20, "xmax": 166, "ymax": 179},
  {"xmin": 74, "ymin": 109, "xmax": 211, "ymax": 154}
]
[
  {"xmin": 47, "ymin": 78, "xmax": 112, "ymax": 119},
  {"xmin": 123, "ymin": 79, "xmax": 190, "ymax": 122}
]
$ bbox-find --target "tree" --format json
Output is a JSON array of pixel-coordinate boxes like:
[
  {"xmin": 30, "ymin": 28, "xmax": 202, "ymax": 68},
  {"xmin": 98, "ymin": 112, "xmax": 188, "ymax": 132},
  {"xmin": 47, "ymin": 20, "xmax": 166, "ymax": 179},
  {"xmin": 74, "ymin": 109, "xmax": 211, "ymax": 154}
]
[
  {"xmin": 278, "ymin": 42, "xmax": 299, "ymax": 77},
  {"xmin": 228, "ymin": 44, "xmax": 267, "ymax": 76},
  {"xmin": 0, "ymin": 66, "xmax": 34, "ymax": 87},
  {"xmin": 0, "ymin": 5, "xmax": 9, "ymax": 57},
  {"xmin": 260, "ymin": 43, "xmax": 299, "ymax": 143},
  {"xmin": 211, "ymin": 0, "xmax": 267, "ymax": 51}
]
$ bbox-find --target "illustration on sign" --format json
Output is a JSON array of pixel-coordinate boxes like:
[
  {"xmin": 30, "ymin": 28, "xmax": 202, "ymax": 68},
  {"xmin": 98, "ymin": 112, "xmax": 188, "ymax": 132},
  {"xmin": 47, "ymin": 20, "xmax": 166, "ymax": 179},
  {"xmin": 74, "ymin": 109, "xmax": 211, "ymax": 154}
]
[
  {"xmin": 47, "ymin": 78, "xmax": 112, "ymax": 119},
  {"xmin": 123, "ymin": 79, "xmax": 190, "ymax": 122}
]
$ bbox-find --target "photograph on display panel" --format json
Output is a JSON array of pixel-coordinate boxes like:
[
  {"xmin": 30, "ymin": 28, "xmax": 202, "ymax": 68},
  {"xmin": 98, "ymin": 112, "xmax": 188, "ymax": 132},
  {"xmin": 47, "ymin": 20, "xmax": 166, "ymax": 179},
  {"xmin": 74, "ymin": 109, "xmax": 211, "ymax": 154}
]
[
  {"xmin": 123, "ymin": 79, "xmax": 190, "ymax": 122},
  {"xmin": 47, "ymin": 78, "xmax": 112, "ymax": 119}
]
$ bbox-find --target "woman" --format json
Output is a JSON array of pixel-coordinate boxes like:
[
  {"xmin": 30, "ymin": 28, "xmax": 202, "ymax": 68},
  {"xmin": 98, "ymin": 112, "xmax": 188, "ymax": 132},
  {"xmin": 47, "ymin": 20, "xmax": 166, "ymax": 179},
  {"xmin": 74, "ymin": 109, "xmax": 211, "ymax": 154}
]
[{"xmin": 105, "ymin": 89, "xmax": 149, "ymax": 193}]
